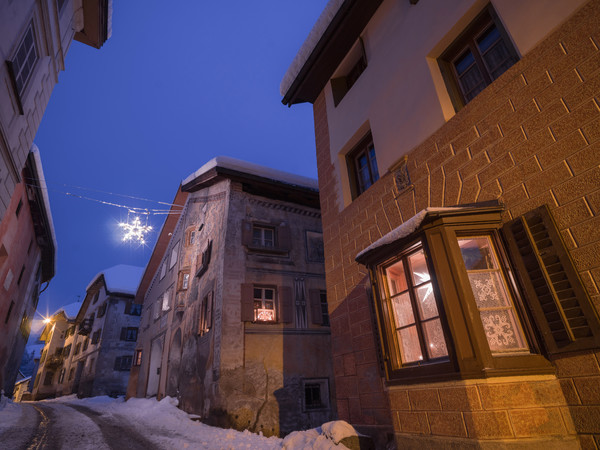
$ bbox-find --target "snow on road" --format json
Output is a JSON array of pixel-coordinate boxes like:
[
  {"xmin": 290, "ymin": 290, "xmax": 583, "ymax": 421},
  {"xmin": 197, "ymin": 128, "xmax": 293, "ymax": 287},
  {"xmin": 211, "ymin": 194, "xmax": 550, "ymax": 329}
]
[{"xmin": 0, "ymin": 394, "xmax": 354, "ymax": 449}]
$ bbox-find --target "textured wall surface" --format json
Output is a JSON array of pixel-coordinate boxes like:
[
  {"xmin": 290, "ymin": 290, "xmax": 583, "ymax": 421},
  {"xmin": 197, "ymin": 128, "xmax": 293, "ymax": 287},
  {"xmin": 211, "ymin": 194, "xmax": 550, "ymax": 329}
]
[{"xmin": 314, "ymin": 0, "xmax": 600, "ymax": 446}]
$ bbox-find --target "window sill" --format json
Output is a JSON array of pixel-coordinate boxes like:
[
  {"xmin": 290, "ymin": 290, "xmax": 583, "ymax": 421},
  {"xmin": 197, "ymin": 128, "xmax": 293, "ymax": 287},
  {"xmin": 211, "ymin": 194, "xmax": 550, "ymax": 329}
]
[{"xmin": 246, "ymin": 245, "xmax": 288, "ymax": 255}]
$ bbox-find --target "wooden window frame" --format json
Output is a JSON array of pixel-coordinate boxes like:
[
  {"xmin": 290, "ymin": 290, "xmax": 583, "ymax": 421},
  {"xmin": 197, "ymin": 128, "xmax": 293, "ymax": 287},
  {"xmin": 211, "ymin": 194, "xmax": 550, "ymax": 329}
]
[
  {"xmin": 120, "ymin": 327, "xmax": 138, "ymax": 342},
  {"xmin": 347, "ymin": 133, "xmax": 379, "ymax": 199},
  {"xmin": 438, "ymin": 5, "xmax": 519, "ymax": 112},
  {"xmin": 359, "ymin": 205, "xmax": 554, "ymax": 384},
  {"xmin": 178, "ymin": 270, "xmax": 190, "ymax": 291},
  {"xmin": 6, "ymin": 22, "xmax": 38, "ymax": 114},
  {"xmin": 134, "ymin": 349, "xmax": 143, "ymax": 366},
  {"xmin": 242, "ymin": 220, "xmax": 291, "ymax": 255},
  {"xmin": 331, "ymin": 37, "xmax": 367, "ymax": 106},
  {"xmin": 195, "ymin": 240, "xmax": 212, "ymax": 278},
  {"xmin": 198, "ymin": 291, "xmax": 214, "ymax": 336},
  {"xmin": 253, "ymin": 286, "xmax": 278, "ymax": 323},
  {"xmin": 302, "ymin": 378, "xmax": 330, "ymax": 412}
]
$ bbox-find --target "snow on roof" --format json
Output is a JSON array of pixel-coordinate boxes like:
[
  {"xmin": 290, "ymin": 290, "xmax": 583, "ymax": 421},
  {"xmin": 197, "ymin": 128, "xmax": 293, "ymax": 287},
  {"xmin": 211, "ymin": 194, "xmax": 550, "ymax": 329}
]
[
  {"xmin": 53, "ymin": 302, "xmax": 83, "ymax": 320},
  {"xmin": 182, "ymin": 156, "xmax": 318, "ymax": 191},
  {"xmin": 280, "ymin": 0, "xmax": 344, "ymax": 97},
  {"xmin": 356, "ymin": 207, "xmax": 462, "ymax": 260},
  {"xmin": 30, "ymin": 144, "xmax": 57, "ymax": 269},
  {"xmin": 87, "ymin": 264, "xmax": 144, "ymax": 296}
]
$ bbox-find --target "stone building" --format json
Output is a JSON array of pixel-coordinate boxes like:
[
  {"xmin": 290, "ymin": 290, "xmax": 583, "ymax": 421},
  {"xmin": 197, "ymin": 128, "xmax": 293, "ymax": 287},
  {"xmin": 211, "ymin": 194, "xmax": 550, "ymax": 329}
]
[
  {"xmin": 32, "ymin": 265, "xmax": 143, "ymax": 399},
  {"xmin": 0, "ymin": 0, "xmax": 111, "ymax": 396},
  {"xmin": 127, "ymin": 157, "xmax": 335, "ymax": 437},
  {"xmin": 282, "ymin": 0, "xmax": 600, "ymax": 448}
]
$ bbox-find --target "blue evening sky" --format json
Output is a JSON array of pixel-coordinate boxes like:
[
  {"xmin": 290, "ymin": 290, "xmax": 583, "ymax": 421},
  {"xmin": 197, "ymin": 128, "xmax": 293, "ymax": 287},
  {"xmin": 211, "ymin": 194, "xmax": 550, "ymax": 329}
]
[{"xmin": 33, "ymin": 1, "xmax": 328, "ymax": 323}]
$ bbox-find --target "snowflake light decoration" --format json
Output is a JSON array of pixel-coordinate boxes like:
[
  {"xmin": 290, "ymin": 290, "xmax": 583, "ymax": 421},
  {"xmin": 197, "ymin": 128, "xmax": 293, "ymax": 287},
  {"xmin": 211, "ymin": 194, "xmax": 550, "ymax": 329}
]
[{"xmin": 118, "ymin": 215, "xmax": 152, "ymax": 245}]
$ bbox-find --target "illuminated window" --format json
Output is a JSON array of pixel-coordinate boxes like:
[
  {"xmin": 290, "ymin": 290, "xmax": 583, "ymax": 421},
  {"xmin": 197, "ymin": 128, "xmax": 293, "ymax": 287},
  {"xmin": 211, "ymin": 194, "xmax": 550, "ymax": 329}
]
[
  {"xmin": 358, "ymin": 205, "xmax": 557, "ymax": 383},
  {"xmin": 457, "ymin": 236, "xmax": 528, "ymax": 354},
  {"xmin": 381, "ymin": 244, "xmax": 449, "ymax": 366},
  {"xmin": 134, "ymin": 349, "xmax": 142, "ymax": 366},
  {"xmin": 254, "ymin": 287, "xmax": 276, "ymax": 322}
]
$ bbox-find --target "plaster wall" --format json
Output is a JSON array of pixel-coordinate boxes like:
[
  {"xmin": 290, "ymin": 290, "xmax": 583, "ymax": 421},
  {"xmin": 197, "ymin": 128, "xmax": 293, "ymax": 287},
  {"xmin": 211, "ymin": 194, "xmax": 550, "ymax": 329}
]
[
  {"xmin": 311, "ymin": 0, "xmax": 600, "ymax": 446},
  {"xmin": 323, "ymin": 0, "xmax": 588, "ymax": 210},
  {"xmin": 0, "ymin": 179, "xmax": 43, "ymax": 395},
  {"xmin": 0, "ymin": 0, "xmax": 73, "ymax": 216}
]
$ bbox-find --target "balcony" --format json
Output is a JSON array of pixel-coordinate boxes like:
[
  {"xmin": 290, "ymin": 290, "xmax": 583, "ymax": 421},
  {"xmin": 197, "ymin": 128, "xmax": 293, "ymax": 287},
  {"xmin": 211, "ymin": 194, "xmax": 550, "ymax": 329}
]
[
  {"xmin": 78, "ymin": 318, "xmax": 94, "ymax": 336},
  {"xmin": 45, "ymin": 355, "xmax": 63, "ymax": 369}
]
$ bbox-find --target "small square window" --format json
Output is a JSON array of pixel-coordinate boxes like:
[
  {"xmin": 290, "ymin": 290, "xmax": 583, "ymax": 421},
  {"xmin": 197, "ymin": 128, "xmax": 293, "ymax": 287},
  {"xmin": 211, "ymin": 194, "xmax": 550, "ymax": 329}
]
[
  {"xmin": 252, "ymin": 226, "xmax": 275, "ymax": 248},
  {"xmin": 302, "ymin": 378, "xmax": 330, "ymax": 411},
  {"xmin": 121, "ymin": 327, "xmax": 138, "ymax": 342},
  {"xmin": 254, "ymin": 287, "xmax": 276, "ymax": 322},
  {"xmin": 347, "ymin": 133, "xmax": 379, "ymax": 198}
]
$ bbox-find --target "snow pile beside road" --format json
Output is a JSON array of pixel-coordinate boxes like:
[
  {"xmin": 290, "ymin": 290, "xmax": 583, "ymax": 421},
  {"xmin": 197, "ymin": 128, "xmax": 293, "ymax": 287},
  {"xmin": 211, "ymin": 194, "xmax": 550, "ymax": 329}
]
[{"xmin": 14, "ymin": 395, "xmax": 356, "ymax": 449}]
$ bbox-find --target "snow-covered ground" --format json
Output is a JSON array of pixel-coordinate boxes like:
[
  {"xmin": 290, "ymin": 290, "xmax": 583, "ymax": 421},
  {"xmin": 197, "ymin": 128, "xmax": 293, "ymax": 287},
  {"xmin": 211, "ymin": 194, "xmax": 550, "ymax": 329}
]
[{"xmin": 0, "ymin": 394, "xmax": 356, "ymax": 449}]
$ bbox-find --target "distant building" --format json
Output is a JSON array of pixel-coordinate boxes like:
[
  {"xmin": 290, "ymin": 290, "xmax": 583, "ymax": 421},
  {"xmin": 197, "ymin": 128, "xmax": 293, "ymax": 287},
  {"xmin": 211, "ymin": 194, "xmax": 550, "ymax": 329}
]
[
  {"xmin": 0, "ymin": 0, "xmax": 112, "ymax": 396},
  {"xmin": 31, "ymin": 302, "xmax": 80, "ymax": 399},
  {"xmin": 282, "ymin": 0, "xmax": 600, "ymax": 447},
  {"xmin": 127, "ymin": 157, "xmax": 335, "ymax": 437},
  {"xmin": 32, "ymin": 265, "xmax": 143, "ymax": 399},
  {"xmin": 12, "ymin": 373, "xmax": 31, "ymax": 402}
]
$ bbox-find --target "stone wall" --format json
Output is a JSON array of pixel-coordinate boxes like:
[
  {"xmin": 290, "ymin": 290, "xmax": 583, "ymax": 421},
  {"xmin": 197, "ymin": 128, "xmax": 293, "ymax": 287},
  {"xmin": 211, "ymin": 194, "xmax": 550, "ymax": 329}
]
[{"xmin": 314, "ymin": 0, "xmax": 600, "ymax": 446}]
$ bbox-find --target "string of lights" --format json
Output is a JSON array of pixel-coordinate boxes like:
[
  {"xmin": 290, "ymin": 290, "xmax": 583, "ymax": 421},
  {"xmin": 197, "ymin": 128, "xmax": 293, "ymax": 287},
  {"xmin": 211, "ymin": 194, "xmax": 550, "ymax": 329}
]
[{"xmin": 23, "ymin": 177, "xmax": 186, "ymax": 245}]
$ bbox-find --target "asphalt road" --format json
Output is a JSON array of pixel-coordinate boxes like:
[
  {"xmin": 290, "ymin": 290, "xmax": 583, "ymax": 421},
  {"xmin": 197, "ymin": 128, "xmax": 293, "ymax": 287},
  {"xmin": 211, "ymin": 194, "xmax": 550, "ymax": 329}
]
[{"xmin": 0, "ymin": 402, "xmax": 160, "ymax": 450}]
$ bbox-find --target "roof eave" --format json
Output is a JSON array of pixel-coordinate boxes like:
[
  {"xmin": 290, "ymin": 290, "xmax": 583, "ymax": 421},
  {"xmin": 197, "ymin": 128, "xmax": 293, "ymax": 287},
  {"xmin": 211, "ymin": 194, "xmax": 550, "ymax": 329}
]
[
  {"xmin": 183, "ymin": 166, "xmax": 320, "ymax": 209},
  {"xmin": 281, "ymin": 0, "xmax": 383, "ymax": 106}
]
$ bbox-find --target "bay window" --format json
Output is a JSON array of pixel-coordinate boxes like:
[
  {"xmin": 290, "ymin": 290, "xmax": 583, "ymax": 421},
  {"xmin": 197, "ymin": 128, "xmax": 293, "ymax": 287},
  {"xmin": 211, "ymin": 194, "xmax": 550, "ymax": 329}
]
[{"xmin": 357, "ymin": 203, "xmax": 573, "ymax": 383}]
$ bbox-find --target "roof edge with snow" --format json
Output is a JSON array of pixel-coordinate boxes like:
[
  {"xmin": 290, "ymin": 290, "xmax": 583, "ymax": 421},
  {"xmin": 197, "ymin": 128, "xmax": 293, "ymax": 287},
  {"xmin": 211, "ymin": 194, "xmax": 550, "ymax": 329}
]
[
  {"xmin": 182, "ymin": 156, "xmax": 318, "ymax": 191},
  {"xmin": 355, "ymin": 203, "xmax": 503, "ymax": 263},
  {"xmin": 280, "ymin": 0, "xmax": 384, "ymax": 106}
]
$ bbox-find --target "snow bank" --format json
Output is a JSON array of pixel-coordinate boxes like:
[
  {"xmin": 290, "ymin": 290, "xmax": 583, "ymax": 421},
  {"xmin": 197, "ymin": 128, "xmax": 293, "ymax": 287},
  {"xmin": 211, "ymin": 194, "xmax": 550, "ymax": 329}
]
[{"xmin": 41, "ymin": 395, "xmax": 357, "ymax": 449}]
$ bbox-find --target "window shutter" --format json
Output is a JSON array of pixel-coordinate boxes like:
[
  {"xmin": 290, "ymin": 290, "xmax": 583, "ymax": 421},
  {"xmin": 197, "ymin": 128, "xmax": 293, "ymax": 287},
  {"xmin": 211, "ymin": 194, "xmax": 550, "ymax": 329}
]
[
  {"xmin": 309, "ymin": 289, "xmax": 323, "ymax": 325},
  {"xmin": 278, "ymin": 224, "xmax": 291, "ymax": 252},
  {"xmin": 280, "ymin": 286, "xmax": 293, "ymax": 323},
  {"xmin": 502, "ymin": 205, "xmax": 600, "ymax": 354},
  {"xmin": 206, "ymin": 291, "xmax": 213, "ymax": 329},
  {"xmin": 241, "ymin": 283, "xmax": 254, "ymax": 322},
  {"xmin": 120, "ymin": 327, "xmax": 127, "ymax": 341},
  {"xmin": 114, "ymin": 357, "xmax": 121, "ymax": 371},
  {"xmin": 125, "ymin": 301, "xmax": 131, "ymax": 315},
  {"xmin": 242, "ymin": 220, "xmax": 252, "ymax": 246}
]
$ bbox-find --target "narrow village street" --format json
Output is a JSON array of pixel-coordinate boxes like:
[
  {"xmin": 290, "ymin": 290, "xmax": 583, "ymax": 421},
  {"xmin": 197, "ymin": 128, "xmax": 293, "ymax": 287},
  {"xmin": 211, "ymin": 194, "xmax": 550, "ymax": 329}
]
[
  {"xmin": 0, "ymin": 395, "xmax": 354, "ymax": 449},
  {"xmin": 2, "ymin": 401, "xmax": 161, "ymax": 450}
]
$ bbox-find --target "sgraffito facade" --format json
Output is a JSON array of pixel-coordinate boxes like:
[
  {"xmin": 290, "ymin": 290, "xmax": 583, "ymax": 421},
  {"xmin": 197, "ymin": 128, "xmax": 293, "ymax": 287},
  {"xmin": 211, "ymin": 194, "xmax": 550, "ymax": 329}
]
[{"xmin": 129, "ymin": 158, "xmax": 335, "ymax": 437}]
